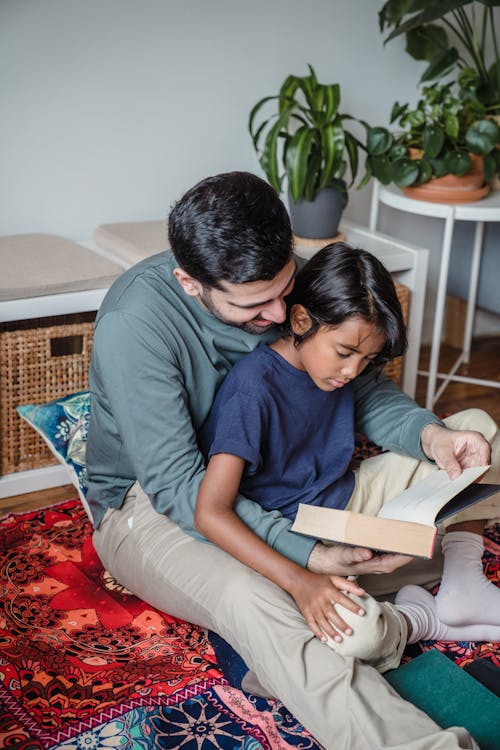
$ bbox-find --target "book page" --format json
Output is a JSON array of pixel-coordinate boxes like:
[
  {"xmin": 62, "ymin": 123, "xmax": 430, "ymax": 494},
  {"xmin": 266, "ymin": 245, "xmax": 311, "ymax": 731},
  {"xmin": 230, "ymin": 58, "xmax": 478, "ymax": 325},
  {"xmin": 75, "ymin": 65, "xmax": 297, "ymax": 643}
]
[{"xmin": 377, "ymin": 465, "xmax": 489, "ymax": 525}]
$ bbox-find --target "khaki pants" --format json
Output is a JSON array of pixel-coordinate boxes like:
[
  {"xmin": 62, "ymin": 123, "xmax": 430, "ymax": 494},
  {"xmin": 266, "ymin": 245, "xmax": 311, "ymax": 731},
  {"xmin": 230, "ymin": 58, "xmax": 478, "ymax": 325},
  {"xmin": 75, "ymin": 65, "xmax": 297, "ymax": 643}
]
[{"xmin": 92, "ymin": 407, "xmax": 498, "ymax": 750}]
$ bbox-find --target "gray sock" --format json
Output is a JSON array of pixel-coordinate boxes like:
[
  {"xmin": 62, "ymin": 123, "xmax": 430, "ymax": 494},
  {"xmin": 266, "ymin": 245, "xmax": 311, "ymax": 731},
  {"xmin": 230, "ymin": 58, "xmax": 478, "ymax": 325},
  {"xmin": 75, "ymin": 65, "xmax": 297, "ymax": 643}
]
[
  {"xmin": 395, "ymin": 584, "xmax": 500, "ymax": 644},
  {"xmin": 435, "ymin": 531, "xmax": 500, "ymax": 627}
]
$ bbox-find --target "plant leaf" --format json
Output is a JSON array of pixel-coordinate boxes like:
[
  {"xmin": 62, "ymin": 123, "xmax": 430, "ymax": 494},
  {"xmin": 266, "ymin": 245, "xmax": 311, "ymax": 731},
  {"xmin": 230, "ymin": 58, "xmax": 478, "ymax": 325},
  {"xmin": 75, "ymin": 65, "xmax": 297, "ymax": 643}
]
[
  {"xmin": 390, "ymin": 142, "xmax": 409, "ymax": 159},
  {"xmin": 416, "ymin": 157, "xmax": 433, "ymax": 183},
  {"xmin": 251, "ymin": 119, "xmax": 270, "ymax": 152},
  {"xmin": 295, "ymin": 67, "xmax": 318, "ymax": 111},
  {"xmin": 390, "ymin": 101, "xmax": 408, "ymax": 123},
  {"xmin": 423, "ymin": 123, "xmax": 444, "ymax": 157},
  {"xmin": 285, "ymin": 126, "xmax": 316, "ymax": 201},
  {"xmin": 420, "ymin": 48, "xmax": 459, "ymax": 83},
  {"xmin": 384, "ymin": 1, "xmax": 472, "ymax": 42},
  {"xmin": 303, "ymin": 151, "xmax": 323, "ymax": 200},
  {"xmin": 344, "ymin": 131, "xmax": 360, "ymax": 184},
  {"xmin": 402, "ymin": 109, "xmax": 425, "ymax": 128},
  {"xmin": 379, "ymin": 0, "xmax": 421, "ymax": 33},
  {"xmin": 430, "ymin": 157, "xmax": 448, "ymax": 177},
  {"xmin": 367, "ymin": 127, "xmax": 393, "ymax": 155},
  {"xmin": 317, "ymin": 122, "xmax": 344, "ymax": 192},
  {"xmin": 367, "ymin": 154, "xmax": 393, "ymax": 185},
  {"xmin": 321, "ymin": 83, "xmax": 341, "ymax": 122},
  {"xmin": 443, "ymin": 150, "xmax": 472, "ymax": 175},
  {"xmin": 259, "ymin": 101, "xmax": 296, "ymax": 192},
  {"xmin": 406, "ymin": 24, "xmax": 447, "ymax": 62},
  {"xmin": 391, "ymin": 157, "xmax": 420, "ymax": 186},
  {"xmin": 279, "ymin": 76, "xmax": 301, "ymax": 114},
  {"xmin": 466, "ymin": 119, "xmax": 499, "ymax": 153},
  {"xmin": 248, "ymin": 96, "xmax": 280, "ymax": 146},
  {"xmin": 444, "ymin": 113, "xmax": 459, "ymax": 140},
  {"xmin": 485, "ymin": 60, "xmax": 500, "ymax": 106},
  {"xmin": 357, "ymin": 169, "xmax": 373, "ymax": 190}
]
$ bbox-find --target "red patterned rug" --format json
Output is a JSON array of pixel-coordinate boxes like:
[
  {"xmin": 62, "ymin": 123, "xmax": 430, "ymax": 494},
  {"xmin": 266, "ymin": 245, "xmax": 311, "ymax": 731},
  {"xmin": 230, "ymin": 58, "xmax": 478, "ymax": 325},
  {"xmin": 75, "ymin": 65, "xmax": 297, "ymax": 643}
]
[
  {"xmin": 1, "ymin": 498, "xmax": 499, "ymax": 749},
  {"xmin": 0, "ymin": 499, "xmax": 322, "ymax": 749}
]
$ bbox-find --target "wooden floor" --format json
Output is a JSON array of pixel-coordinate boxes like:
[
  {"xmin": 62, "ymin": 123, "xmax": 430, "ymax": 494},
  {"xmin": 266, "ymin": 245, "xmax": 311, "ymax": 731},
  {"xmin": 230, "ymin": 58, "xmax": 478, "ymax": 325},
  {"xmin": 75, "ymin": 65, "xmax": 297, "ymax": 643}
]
[
  {"xmin": 2, "ymin": 336, "xmax": 499, "ymax": 516},
  {"xmin": 416, "ymin": 336, "xmax": 500, "ymax": 423},
  {"xmin": 1, "ymin": 482, "xmax": 77, "ymax": 516}
]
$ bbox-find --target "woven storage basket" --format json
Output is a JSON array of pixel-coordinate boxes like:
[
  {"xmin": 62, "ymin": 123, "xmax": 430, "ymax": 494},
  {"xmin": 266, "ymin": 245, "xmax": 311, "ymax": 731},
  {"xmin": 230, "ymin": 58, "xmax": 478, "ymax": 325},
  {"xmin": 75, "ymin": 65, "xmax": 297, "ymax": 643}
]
[
  {"xmin": 0, "ymin": 312, "xmax": 95, "ymax": 475},
  {"xmin": 384, "ymin": 280, "xmax": 410, "ymax": 385}
]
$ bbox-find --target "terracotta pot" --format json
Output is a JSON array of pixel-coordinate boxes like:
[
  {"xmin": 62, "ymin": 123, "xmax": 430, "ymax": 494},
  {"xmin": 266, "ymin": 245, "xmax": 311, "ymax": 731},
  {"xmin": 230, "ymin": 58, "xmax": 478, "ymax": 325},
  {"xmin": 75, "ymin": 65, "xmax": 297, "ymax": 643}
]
[{"xmin": 403, "ymin": 151, "xmax": 489, "ymax": 204}]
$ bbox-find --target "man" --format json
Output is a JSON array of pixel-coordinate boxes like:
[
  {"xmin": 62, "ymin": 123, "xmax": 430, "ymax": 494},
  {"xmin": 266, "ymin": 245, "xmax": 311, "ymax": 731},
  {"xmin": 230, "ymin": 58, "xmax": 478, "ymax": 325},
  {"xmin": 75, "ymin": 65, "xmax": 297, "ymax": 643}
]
[{"xmin": 87, "ymin": 171, "xmax": 498, "ymax": 749}]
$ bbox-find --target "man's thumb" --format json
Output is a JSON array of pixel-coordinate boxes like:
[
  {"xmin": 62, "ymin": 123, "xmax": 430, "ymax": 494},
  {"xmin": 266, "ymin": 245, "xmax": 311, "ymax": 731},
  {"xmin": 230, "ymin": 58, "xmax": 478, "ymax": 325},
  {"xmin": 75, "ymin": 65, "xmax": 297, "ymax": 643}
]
[{"xmin": 442, "ymin": 457, "xmax": 461, "ymax": 480}]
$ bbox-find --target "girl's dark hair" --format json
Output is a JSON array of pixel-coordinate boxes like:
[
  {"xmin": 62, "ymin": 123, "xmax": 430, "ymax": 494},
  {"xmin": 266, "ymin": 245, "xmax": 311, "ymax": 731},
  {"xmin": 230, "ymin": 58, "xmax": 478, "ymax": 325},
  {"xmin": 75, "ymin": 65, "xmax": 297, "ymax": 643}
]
[
  {"xmin": 281, "ymin": 242, "xmax": 407, "ymax": 368},
  {"xmin": 168, "ymin": 172, "xmax": 293, "ymax": 289}
]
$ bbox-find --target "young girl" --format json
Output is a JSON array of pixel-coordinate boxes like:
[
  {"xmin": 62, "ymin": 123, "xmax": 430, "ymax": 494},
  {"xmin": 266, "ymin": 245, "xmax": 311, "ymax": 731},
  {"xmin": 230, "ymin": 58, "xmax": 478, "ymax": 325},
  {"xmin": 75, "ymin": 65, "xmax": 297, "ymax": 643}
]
[{"xmin": 195, "ymin": 242, "xmax": 407, "ymax": 646}]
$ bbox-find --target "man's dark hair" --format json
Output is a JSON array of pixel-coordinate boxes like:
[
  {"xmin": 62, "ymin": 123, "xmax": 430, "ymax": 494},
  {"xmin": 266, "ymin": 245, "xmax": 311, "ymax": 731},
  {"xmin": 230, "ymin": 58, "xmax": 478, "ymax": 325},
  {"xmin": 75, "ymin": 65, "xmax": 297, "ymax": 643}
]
[
  {"xmin": 168, "ymin": 172, "xmax": 293, "ymax": 289},
  {"xmin": 281, "ymin": 242, "xmax": 407, "ymax": 368}
]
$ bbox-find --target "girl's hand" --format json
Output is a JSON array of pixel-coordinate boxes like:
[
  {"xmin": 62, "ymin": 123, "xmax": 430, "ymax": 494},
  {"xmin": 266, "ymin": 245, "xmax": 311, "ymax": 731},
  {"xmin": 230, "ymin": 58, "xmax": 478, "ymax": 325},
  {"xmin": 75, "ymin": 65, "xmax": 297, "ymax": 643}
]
[{"xmin": 289, "ymin": 570, "xmax": 366, "ymax": 644}]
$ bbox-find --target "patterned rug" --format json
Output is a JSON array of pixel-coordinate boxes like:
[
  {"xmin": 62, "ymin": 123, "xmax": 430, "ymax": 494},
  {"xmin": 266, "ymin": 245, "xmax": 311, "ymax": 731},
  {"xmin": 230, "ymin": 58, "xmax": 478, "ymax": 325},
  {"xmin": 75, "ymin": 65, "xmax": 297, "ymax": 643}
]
[
  {"xmin": 0, "ymin": 499, "xmax": 322, "ymax": 750},
  {"xmin": 1, "ymin": 498, "xmax": 499, "ymax": 749}
]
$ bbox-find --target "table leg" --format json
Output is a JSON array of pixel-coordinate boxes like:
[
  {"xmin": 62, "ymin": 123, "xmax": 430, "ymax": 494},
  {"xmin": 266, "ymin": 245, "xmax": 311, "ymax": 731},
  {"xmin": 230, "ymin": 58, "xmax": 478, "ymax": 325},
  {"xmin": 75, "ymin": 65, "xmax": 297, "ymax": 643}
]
[
  {"xmin": 425, "ymin": 208, "xmax": 456, "ymax": 410},
  {"xmin": 369, "ymin": 181, "xmax": 381, "ymax": 232},
  {"xmin": 462, "ymin": 221, "xmax": 484, "ymax": 364}
]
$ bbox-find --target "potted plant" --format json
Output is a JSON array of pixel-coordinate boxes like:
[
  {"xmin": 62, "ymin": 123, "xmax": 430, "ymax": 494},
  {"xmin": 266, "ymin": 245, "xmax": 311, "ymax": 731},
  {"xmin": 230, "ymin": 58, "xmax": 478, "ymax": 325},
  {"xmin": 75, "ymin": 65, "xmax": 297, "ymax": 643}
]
[
  {"xmin": 248, "ymin": 64, "xmax": 365, "ymax": 239},
  {"xmin": 363, "ymin": 81, "xmax": 500, "ymax": 202},
  {"xmin": 378, "ymin": 0, "xmax": 500, "ymax": 115}
]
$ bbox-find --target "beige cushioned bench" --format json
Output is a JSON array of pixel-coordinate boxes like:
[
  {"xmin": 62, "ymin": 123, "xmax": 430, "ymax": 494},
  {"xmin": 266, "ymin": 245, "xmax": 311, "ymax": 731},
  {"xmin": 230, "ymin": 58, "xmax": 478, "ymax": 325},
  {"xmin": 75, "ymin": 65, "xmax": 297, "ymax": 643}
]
[
  {"xmin": 0, "ymin": 234, "xmax": 124, "ymax": 301},
  {"xmin": 92, "ymin": 220, "xmax": 168, "ymax": 267}
]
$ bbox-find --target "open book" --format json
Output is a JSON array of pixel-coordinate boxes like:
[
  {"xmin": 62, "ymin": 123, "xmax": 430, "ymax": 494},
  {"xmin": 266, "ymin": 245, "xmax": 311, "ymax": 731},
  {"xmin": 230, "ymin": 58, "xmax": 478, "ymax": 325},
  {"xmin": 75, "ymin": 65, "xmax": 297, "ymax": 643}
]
[{"xmin": 291, "ymin": 465, "xmax": 500, "ymax": 558}]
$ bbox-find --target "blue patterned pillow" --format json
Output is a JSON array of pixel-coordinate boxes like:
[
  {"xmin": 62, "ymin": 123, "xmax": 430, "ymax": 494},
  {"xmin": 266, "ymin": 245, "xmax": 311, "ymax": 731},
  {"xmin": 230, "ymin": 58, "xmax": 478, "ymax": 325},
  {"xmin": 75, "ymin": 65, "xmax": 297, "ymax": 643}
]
[{"xmin": 17, "ymin": 391, "xmax": 91, "ymax": 518}]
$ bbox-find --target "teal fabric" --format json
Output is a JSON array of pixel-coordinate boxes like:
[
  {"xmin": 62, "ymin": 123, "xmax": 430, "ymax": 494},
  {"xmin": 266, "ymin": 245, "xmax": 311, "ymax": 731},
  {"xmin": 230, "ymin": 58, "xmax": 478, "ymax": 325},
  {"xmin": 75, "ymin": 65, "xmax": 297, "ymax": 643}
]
[
  {"xmin": 17, "ymin": 391, "xmax": 90, "ymax": 502},
  {"xmin": 386, "ymin": 650, "xmax": 500, "ymax": 750},
  {"xmin": 85, "ymin": 250, "xmax": 442, "ymax": 567}
]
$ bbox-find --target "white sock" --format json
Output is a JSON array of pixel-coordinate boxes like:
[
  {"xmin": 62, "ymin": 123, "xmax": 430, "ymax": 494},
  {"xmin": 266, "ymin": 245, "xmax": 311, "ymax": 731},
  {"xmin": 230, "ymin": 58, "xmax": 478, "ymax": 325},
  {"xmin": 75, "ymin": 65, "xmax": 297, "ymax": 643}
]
[
  {"xmin": 435, "ymin": 531, "xmax": 500, "ymax": 627},
  {"xmin": 395, "ymin": 584, "xmax": 500, "ymax": 644}
]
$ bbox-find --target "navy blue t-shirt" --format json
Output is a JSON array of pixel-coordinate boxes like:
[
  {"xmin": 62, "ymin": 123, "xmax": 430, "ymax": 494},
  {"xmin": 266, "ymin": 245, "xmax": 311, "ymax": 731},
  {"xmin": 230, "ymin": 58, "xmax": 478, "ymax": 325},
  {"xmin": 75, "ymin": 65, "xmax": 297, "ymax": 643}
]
[{"xmin": 199, "ymin": 345, "xmax": 355, "ymax": 520}]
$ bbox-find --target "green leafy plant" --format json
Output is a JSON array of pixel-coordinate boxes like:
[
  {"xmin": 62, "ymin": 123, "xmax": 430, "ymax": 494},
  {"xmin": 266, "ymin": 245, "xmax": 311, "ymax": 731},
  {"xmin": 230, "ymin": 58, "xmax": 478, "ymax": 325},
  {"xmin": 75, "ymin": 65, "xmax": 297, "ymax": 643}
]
[
  {"xmin": 248, "ymin": 64, "xmax": 364, "ymax": 206},
  {"xmin": 378, "ymin": 0, "xmax": 500, "ymax": 114},
  {"xmin": 364, "ymin": 81, "xmax": 500, "ymax": 188}
]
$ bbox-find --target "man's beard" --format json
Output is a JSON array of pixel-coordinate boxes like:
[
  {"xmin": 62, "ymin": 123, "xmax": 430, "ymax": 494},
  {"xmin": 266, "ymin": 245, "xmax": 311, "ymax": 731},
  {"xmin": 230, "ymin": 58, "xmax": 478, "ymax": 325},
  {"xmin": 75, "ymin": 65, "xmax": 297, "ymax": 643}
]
[{"xmin": 199, "ymin": 287, "xmax": 276, "ymax": 335}]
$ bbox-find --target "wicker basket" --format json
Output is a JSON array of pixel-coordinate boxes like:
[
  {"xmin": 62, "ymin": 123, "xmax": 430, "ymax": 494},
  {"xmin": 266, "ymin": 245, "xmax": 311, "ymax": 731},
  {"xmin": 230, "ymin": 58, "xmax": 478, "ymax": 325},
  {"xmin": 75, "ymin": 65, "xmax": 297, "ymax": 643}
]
[
  {"xmin": 0, "ymin": 312, "xmax": 95, "ymax": 475},
  {"xmin": 384, "ymin": 281, "xmax": 410, "ymax": 385}
]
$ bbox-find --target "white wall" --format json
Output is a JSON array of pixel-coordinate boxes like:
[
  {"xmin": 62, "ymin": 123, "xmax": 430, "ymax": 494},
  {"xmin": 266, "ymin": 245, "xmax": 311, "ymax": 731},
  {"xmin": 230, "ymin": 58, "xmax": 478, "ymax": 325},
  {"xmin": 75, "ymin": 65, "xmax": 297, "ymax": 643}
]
[
  {"xmin": 0, "ymin": 0, "xmax": 418, "ymax": 236},
  {"xmin": 1, "ymin": 0, "xmax": 499, "ymax": 339}
]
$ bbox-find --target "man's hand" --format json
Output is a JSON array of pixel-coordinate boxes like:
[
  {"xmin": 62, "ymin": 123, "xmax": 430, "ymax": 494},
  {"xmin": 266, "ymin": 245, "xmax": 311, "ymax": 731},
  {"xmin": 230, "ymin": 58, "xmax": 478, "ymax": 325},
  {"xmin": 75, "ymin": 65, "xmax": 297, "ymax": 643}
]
[
  {"xmin": 420, "ymin": 422, "xmax": 491, "ymax": 480},
  {"xmin": 308, "ymin": 542, "xmax": 413, "ymax": 577}
]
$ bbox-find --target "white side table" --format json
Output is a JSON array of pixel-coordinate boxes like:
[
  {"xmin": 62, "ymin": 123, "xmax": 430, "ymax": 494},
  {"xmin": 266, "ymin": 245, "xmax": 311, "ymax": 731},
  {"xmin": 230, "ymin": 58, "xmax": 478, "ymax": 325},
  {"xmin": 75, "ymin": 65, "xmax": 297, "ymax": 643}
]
[{"xmin": 369, "ymin": 182, "xmax": 500, "ymax": 410}]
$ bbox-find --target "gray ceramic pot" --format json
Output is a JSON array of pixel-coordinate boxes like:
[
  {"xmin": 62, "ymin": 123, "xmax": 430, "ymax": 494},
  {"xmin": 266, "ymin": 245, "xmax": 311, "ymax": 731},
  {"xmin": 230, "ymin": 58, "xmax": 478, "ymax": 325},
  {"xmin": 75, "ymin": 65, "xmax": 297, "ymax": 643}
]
[{"xmin": 288, "ymin": 186, "xmax": 345, "ymax": 239}]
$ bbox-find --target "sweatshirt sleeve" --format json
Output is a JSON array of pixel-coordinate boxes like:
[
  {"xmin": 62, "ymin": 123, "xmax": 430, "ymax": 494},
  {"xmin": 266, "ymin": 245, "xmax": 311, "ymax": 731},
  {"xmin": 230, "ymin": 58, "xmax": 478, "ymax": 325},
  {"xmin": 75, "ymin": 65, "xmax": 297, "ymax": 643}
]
[
  {"xmin": 353, "ymin": 368, "xmax": 444, "ymax": 460},
  {"xmin": 90, "ymin": 311, "xmax": 316, "ymax": 567}
]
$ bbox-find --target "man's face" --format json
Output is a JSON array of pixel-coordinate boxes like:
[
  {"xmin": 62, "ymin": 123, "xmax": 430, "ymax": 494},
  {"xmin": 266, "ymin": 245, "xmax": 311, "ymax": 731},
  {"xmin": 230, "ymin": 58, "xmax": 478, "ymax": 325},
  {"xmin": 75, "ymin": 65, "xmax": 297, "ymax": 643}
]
[
  {"xmin": 200, "ymin": 258, "xmax": 296, "ymax": 334},
  {"xmin": 179, "ymin": 258, "xmax": 297, "ymax": 335}
]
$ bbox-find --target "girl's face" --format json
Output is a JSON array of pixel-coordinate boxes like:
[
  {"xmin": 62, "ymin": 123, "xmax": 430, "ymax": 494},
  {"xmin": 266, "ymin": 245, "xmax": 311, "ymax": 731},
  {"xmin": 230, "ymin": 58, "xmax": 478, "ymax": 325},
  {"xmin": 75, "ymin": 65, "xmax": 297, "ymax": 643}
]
[{"xmin": 288, "ymin": 308, "xmax": 386, "ymax": 392}]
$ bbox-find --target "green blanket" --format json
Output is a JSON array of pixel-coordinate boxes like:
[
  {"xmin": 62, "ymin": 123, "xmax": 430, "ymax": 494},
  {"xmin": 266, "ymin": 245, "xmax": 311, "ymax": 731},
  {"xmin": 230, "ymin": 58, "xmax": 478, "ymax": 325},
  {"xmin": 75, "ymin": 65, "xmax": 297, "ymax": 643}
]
[{"xmin": 386, "ymin": 650, "xmax": 500, "ymax": 750}]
